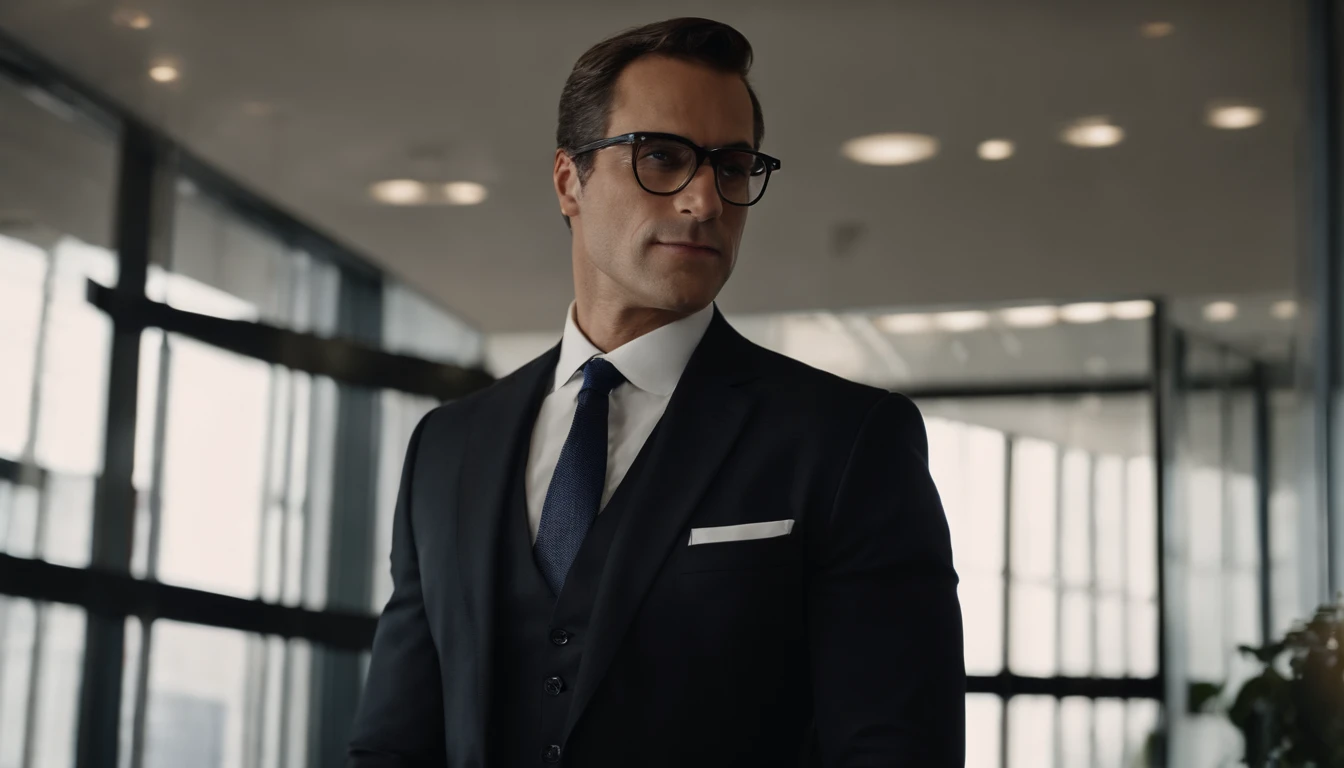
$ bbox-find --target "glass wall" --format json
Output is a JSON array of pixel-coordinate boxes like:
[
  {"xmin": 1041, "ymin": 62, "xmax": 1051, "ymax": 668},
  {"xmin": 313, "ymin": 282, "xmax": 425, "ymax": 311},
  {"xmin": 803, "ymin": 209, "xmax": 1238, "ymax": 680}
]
[
  {"xmin": 1269, "ymin": 386, "xmax": 1307, "ymax": 637},
  {"xmin": 0, "ymin": 56, "xmax": 485, "ymax": 768},
  {"xmin": 116, "ymin": 619, "xmax": 364, "ymax": 768},
  {"xmin": 0, "ymin": 73, "xmax": 119, "ymax": 568},
  {"xmin": 1163, "ymin": 333, "xmax": 1286, "ymax": 767},
  {"xmin": 130, "ymin": 182, "xmax": 345, "ymax": 599},
  {"xmin": 0, "ymin": 598, "xmax": 85, "ymax": 768},
  {"xmin": 117, "ymin": 220, "xmax": 481, "ymax": 768},
  {"xmin": 921, "ymin": 394, "xmax": 1159, "ymax": 768},
  {"xmin": 0, "ymin": 49, "xmax": 119, "ymax": 768}
]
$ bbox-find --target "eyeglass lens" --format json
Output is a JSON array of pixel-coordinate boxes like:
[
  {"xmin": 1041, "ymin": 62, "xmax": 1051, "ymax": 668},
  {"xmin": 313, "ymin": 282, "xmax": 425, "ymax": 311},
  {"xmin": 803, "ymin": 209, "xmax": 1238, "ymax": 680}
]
[{"xmin": 633, "ymin": 138, "xmax": 769, "ymax": 205}]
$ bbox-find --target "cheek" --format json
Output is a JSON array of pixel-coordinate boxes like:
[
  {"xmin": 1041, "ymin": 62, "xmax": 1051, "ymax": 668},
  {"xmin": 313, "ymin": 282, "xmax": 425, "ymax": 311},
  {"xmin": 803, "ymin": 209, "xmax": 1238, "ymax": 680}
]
[
  {"xmin": 725, "ymin": 212, "xmax": 749, "ymax": 250},
  {"xmin": 587, "ymin": 172, "xmax": 647, "ymax": 237},
  {"xmin": 585, "ymin": 192, "xmax": 654, "ymax": 273}
]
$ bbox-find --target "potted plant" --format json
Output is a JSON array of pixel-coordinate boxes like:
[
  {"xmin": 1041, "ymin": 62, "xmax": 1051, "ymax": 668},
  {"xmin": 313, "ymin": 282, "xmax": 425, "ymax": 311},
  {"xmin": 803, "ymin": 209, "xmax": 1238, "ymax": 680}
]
[{"xmin": 1228, "ymin": 601, "xmax": 1344, "ymax": 766}]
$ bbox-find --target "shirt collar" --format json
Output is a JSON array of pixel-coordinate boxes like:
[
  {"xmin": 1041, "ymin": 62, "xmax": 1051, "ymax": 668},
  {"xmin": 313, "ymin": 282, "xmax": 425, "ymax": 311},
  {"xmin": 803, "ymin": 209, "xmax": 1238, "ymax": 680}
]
[{"xmin": 552, "ymin": 301, "xmax": 716, "ymax": 396}]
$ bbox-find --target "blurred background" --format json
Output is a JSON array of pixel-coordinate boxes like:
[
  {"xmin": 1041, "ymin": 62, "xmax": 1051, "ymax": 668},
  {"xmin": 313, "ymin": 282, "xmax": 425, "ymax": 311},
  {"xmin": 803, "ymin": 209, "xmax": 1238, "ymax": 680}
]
[{"xmin": 0, "ymin": 1, "xmax": 1337, "ymax": 766}]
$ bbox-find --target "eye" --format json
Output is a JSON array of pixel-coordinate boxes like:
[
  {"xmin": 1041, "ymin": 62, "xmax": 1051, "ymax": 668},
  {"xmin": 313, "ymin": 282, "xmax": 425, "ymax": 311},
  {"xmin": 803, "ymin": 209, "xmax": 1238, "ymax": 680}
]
[{"xmin": 718, "ymin": 158, "xmax": 754, "ymax": 178}]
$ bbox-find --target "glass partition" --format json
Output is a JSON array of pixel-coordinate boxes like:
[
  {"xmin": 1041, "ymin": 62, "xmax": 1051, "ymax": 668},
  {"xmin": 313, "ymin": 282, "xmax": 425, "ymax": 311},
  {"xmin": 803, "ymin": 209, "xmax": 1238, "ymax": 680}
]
[
  {"xmin": 921, "ymin": 392, "xmax": 1158, "ymax": 766},
  {"xmin": 0, "ymin": 69, "xmax": 119, "ymax": 568}
]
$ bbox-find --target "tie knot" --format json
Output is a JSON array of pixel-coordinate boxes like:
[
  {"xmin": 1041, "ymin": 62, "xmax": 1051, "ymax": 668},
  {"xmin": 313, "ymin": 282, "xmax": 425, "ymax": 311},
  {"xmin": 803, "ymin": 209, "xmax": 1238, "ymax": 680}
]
[{"xmin": 580, "ymin": 357, "xmax": 625, "ymax": 395}]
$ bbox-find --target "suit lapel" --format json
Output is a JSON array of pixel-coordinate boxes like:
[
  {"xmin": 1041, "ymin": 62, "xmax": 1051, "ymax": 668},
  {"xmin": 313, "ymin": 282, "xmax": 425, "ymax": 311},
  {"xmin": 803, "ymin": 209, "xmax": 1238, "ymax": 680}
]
[
  {"xmin": 454, "ymin": 343, "xmax": 559, "ymax": 753},
  {"xmin": 562, "ymin": 310, "xmax": 760, "ymax": 742}
]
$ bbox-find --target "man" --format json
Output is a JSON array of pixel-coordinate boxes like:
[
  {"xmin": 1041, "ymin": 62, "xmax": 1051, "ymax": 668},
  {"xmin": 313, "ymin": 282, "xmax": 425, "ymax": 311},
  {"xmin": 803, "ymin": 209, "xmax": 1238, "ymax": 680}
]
[{"xmin": 349, "ymin": 17, "xmax": 964, "ymax": 768}]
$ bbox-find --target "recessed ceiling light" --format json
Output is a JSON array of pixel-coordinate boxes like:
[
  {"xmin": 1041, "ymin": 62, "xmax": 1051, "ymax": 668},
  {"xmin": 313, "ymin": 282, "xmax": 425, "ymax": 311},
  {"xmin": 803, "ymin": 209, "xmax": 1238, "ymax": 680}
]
[
  {"xmin": 1109, "ymin": 300, "xmax": 1154, "ymax": 320},
  {"xmin": 1061, "ymin": 117, "xmax": 1125, "ymax": 148},
  {"xmin": 370, "ymin": 179, "xmax": 428, "ymax": 206},
  {"xmin": 1060, "ymin": 302, "xmax": 1110, "ymax": 324},
  {"xmin": 1141, "ymin": 22, "xmax": 1175, "ymax": 39},
  {"xmin": 1000, "ymin": 305, "xmax": 1058, "ymax": 328},
  {"xmin": 1203, "ymin": 301, "xmax": 1238, "ymax": 322},
  {"xmin": 876, "ymin": 313, "xmax": 934, "ymax": 334},
  {"xmin": 978, "ymin": 139, "xmax": 1015, "ymax": 161},
  {"xmin": 1271, "ymin": 299, "xmax": 1298, "ymax": 320},
  {"xmin": 934, "ymin": 310, "xmax": 991, "ymax": 332},
  {"xmin": 443, "ymin": 181, "xmax": 488, "ymax": 206},
  {"xmin": 842, "ymin": 133, "xmax": 940, "ymax": 166},
  {"xmin": 1207, "ymin": 104, "xmax": 1265, "ymax": 130},
  {"xmin": 148, "ymin": 64, "xmax": 179, "ymax": 83},
  {"xmin": 112, "ymin": 9, "xmax": 152, "ymax": 29}
]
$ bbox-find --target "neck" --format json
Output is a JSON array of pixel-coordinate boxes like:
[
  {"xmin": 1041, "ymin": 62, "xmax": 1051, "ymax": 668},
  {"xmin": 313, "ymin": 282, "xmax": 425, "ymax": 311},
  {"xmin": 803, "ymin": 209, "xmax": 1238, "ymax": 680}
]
[
  {"xmin": 572, "ymin": 297, "xmax": 691, "ymax": 353},
  {"xmin": 570, "ymin": 238, "xmax": 702, "ymax": 352}
]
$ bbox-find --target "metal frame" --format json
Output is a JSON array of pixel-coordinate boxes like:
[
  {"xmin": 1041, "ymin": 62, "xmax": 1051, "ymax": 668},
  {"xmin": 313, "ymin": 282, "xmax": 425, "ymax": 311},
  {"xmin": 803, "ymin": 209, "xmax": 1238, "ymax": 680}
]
[
  {"xmin": 900, "ymin": 371, "xmax": 1276, "ymax": 403},
  {"xmin": 85, "ymin": 281, "xmax": 493, "ymax": 400},
  {"xmin": 1308, "ymin": 0, "xmax": 1344, "ymax": 600},
  {"xmin": 1253, "ymin": 362, "xmax": 1274, "ymax": 646},
  {"xmin": 1152, "ymin": 299, "xmax": 1183, "ymax": 766},
  {"xmin": 0, "ymin": 555, "xmax": 376, "ymax": 650},
  {"xmin": 966, "ymin": 675, "xmax": 1161, "ymax": 700},
  {"xmin": 0, "ymin": 457, "xmax": 45, "ymax": 488},
  {"xmin": 75, "ymin": 120, "xmax": 158, "ymax": 768},
  {"xmin": 998, "ymin": 434, "xmax": 1015, "ymax": 768}
]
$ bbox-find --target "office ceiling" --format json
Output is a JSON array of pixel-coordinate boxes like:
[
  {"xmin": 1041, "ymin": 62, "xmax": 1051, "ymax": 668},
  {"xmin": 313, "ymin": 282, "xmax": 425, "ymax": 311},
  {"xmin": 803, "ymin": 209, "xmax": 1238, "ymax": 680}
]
[{"xmin": 0, "ymin": 0, "xmax": 1302, "ymax": 333}]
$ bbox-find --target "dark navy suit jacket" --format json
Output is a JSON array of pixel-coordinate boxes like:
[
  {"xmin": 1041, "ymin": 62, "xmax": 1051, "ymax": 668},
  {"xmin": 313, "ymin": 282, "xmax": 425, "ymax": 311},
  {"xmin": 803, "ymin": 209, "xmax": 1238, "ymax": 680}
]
[{"xmin": 348, "ymin": 309, "xmax": 965, "ymax": 767}]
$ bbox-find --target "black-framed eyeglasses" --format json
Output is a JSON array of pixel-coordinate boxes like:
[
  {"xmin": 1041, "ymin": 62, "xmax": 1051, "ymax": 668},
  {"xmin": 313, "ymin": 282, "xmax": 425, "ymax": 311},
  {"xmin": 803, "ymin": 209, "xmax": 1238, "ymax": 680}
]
[{"xmin": 568, "ymin": 132, "xmax": 781, "ymax": 207}]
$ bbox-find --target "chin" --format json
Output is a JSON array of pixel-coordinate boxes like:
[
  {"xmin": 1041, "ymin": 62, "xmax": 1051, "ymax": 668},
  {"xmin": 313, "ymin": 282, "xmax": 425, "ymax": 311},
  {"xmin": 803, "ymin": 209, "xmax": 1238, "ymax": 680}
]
[
  {"xmin": 666, "ymin": 272, "xmax": 729, "ymax": 307},
  {"xmin": 655, "ymin": 289, "xmax": 718, "ymax": 315}
]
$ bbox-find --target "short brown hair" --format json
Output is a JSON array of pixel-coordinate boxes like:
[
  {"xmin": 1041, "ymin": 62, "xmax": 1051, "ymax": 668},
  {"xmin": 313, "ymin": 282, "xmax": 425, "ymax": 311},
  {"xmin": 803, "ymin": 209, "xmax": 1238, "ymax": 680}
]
[{"xmin": 557, "ymin": 17, "xmax": 765, "ymax": 186}]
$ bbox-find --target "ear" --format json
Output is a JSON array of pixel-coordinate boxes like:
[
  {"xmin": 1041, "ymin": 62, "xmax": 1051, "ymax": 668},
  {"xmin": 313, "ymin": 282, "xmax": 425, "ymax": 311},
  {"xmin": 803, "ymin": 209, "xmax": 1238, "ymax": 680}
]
[{"xmin": 553, "ymin": 148, "xmax": 582, "ymax": 220}]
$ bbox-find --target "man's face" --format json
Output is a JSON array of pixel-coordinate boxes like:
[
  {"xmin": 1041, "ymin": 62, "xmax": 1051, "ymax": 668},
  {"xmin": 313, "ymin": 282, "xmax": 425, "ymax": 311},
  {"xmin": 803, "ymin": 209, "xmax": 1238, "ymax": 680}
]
[{"xmin": 556, "ymin": 55, "xmax": 756, "ymax": 315}]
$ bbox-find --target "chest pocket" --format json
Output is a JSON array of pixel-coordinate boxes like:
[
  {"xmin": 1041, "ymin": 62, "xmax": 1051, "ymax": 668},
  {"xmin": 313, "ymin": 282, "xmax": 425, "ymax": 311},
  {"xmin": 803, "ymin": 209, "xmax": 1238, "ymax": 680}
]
[{"xmin": 672, "ymin": 520, "xmax": 801, "ymax": 574}]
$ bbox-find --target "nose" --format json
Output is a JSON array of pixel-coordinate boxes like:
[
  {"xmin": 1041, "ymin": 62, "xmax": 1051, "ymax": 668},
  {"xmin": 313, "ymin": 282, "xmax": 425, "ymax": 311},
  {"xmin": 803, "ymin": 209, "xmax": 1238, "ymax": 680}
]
[{"xmin": 675, "ymin": 162, "xmax": 723, "ymax": 222}]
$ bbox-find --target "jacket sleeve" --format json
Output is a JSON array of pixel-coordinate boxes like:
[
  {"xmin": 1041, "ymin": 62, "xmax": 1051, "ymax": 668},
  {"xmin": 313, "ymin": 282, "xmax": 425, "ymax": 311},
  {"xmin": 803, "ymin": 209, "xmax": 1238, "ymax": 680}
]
[
  {"xmin": 807, "ymin": 393, "xmax": 966, "ymax": 767},
  {"xmin": 348, "ymin": 412, "xmax": 448, "ymax": 767}
]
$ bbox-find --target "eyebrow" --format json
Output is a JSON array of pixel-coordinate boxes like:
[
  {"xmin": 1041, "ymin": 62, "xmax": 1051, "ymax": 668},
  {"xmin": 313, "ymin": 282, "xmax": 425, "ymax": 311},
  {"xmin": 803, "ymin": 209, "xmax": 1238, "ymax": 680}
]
[{"xmin": 718, "ymin": 140, "xmax": 755, "ymax": 150}]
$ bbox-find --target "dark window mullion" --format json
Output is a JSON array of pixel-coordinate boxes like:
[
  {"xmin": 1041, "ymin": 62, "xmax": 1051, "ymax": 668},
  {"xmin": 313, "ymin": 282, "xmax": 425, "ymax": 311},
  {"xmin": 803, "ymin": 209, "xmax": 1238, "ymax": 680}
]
[
  {"xmin": 1119, "ymin": 448, "xmax": 1133, "ymax": 764},
  {"xmin": 10, "ymin": 240, "xmax": 58, "ymax": 768},
  {"xmin": 1086, "ymin": 451, "xmax": 1101, "ymax": 767},
  {"xmin": 77, "ymin": 118, "xmax": 160, "ymax": 768},
  {"xmin": 242, "ymin": 362, "xmax": 285, "ymax": 768},
  {"xmin": 1001, "ymin": 433, "xmax": 1015, "ymax": 768},
  {"xmin": 1052, "ymin": 441, "xmax": 1065, "ymax": 768},
  {"xmin": 1252, "ymin": 364, "xmax": 1273, "ymax": 646}
]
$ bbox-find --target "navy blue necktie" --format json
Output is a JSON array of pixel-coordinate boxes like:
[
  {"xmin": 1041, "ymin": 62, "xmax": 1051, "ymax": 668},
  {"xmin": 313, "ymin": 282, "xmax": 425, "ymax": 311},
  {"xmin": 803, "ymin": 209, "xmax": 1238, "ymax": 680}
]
[{"xmin": 534, "ymin": 357, "xmax": 626, "ymax": 595}]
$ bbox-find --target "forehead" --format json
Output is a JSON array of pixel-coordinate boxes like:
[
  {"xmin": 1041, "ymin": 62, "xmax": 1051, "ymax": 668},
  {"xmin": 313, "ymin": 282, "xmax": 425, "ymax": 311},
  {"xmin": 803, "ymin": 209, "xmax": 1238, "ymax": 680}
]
[{"xmin": 607, "ymin": 55, "xmax": 755, "ymax": 148}]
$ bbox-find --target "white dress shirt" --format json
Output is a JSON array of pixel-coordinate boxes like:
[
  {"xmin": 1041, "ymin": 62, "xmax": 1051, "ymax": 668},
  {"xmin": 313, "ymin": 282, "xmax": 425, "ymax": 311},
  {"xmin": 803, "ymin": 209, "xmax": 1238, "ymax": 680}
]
[{"xmin": 524, "ymin": 301, "xmax": 715, "ymax": 544}]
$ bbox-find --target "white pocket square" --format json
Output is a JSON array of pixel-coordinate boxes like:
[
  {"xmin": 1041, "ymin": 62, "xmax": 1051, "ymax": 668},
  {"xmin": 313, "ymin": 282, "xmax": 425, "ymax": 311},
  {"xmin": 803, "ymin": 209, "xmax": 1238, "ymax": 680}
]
[{"xmin": 688, "ymin": 519, "xmax": 795, "ymax": 546}]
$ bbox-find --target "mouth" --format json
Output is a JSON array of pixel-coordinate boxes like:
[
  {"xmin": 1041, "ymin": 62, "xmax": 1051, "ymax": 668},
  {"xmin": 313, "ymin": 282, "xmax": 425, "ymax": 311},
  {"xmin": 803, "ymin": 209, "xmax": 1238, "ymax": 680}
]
[{"xmin": 654, "ymin": 241, "xmax": 722, "ymax": 257}]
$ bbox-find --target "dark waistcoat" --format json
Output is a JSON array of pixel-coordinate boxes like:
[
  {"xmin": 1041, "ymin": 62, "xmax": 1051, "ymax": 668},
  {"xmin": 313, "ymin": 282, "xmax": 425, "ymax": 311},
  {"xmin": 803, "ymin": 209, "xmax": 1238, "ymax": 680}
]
[{"xmin": 486, "ymin": 412, "xmax": 660, "ymax": 767}]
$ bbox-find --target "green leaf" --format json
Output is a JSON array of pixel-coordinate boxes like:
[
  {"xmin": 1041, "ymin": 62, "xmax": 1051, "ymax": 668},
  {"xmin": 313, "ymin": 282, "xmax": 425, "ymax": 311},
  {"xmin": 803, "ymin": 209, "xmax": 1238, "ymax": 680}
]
[{"xmin": 1188, "ymin": 681, "xmax": 1224, "ymax": 714}]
